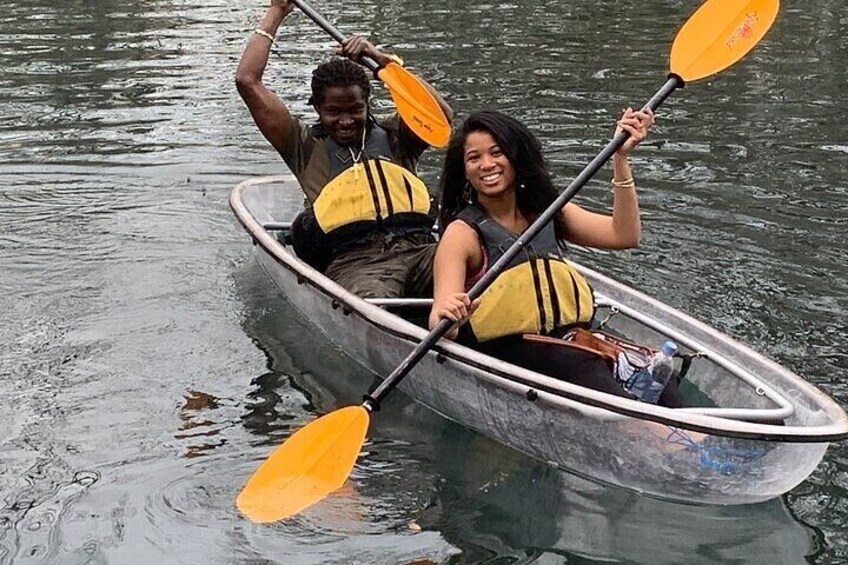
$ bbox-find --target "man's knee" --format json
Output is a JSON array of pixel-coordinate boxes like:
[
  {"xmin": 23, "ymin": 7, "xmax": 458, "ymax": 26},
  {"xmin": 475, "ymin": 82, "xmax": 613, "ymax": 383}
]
[{"xmin": 344, "ymin": 275, "xmax": 402, "ymax": 299}]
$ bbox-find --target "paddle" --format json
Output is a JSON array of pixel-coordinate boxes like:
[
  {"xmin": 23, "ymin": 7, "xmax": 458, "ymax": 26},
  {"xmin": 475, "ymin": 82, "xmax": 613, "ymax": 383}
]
[
  {"xmin": 291, "ymin": 0, "xmax": 451, "ymax": 147},
  {"xmin": 237, "ymin": 0, "xmax": 780, "ymax": 523}
]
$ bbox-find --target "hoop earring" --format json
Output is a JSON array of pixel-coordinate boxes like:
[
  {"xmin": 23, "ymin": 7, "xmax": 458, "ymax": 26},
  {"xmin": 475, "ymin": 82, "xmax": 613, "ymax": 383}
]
[{"xmin": 463, "ymin": 181, "xmax": 475, "ymax": 204}]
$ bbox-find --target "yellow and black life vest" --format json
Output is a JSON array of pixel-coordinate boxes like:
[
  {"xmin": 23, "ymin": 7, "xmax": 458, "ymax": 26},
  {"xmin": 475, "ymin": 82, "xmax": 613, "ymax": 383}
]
[
  {"xmin": 458, "ymin": 205, "xmax": 595, "ymax": 342},
  {"xmin": 312, "ymin": 124, "xmax": 433, "ymax": 244}
]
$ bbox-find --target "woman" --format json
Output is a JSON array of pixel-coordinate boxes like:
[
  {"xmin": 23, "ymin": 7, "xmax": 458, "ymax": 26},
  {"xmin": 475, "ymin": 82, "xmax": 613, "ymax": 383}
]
[{"xmin": 428, "ymin": 109, "xmax": 685, "ymax": 407}]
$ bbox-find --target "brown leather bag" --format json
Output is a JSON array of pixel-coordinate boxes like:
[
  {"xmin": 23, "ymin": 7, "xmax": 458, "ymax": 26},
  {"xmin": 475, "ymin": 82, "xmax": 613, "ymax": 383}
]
[
  {"xmin": 522, "ymin": 328, "xmax": 660, "ymax": 389},
  {"xmin": 567, "ymin": 328, "xmax": 657, "ymax": 364},
  {"xmin": 522, "ymin": 332, "xmax": 617, "ymax": 369}
]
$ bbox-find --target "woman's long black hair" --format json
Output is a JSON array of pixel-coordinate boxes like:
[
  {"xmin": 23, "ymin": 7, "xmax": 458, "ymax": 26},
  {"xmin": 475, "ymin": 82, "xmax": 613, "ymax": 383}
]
[{"xmin": 438, "ymin": 110, "xmax": 565, "ymax": 236}]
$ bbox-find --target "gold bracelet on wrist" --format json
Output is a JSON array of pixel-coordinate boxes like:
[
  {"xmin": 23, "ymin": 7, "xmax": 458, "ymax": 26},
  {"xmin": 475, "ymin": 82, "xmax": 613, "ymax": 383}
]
[
  {"xmin": 253, "ymin": 28, "xmax": 275, "ymax": 43},
  {"xmin": 611, "ymin": 177, "xmax": 636, "ymax": 191}
]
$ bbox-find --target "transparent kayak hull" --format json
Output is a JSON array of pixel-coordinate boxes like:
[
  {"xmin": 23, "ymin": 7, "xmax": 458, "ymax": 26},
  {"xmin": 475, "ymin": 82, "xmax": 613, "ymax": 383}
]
[{"xmin": 231, "ymin": 176, "xmax": 848, "ymax": 505}]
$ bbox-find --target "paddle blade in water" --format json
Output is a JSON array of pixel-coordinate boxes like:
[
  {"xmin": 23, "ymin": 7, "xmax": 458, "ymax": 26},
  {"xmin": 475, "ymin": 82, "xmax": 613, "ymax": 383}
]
[
  {"xmin": 236, "ymin": 405, "xmax": 370, "ymax": 523},
  {"xmin": 670, "ymin": 0, "xmax": 779, "ymax": 82},
  {"xmin": 377, "ymin": 62, "xmax": 451, "ymax": 148}
]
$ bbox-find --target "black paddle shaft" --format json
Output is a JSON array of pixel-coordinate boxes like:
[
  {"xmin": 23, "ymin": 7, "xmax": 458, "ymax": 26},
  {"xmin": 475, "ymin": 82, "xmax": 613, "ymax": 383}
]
[
  {"xmin": 291, "ymin": 0, "xmax": 381, "ymax": 73},
  {"xmin": 364, "ymin": 74, "xmax": 684, "ymax": 411}
]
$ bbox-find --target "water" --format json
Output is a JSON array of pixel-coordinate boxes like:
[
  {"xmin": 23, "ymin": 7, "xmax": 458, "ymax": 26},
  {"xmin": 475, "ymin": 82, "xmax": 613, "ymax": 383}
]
[{"xmin": 1, "ymin": 0, "xmax": 846, "ymax": 562}]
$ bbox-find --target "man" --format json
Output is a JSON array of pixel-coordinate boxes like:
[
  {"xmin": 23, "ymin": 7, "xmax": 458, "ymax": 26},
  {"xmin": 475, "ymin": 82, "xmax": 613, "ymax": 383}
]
[{"xmin": 235, "ymin": 0, "xmax": 452, "ymax": 298}]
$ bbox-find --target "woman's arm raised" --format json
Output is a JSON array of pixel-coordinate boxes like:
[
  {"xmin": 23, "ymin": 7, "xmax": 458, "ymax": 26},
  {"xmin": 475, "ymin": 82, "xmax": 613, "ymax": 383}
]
[{"xmin": 560, "ymin": 107, "xmax": 654, "ymax": 249}]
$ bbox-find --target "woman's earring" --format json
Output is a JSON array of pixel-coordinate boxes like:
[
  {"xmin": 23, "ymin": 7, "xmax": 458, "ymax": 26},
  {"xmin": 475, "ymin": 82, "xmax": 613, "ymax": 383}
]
[{"xmin": 463, "ymin": 181, "xmax": 474, "ymax": 204}]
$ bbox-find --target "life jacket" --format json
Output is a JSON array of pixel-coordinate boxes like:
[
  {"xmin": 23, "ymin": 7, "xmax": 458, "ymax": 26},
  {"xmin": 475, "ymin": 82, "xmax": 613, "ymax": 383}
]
[
  {"xmin": 457, "ymin": 205, "xmax": 595, "ymax": 343},
  {"xmin": 312, "ymin": 124, "xmax": 433, "ymax": 247}
]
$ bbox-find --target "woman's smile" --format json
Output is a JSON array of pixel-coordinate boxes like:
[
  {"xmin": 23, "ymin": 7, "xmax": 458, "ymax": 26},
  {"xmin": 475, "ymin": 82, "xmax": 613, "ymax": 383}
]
[{"xmin": 480, "ymin": 171, "xmax": 503, "ymax": 184}]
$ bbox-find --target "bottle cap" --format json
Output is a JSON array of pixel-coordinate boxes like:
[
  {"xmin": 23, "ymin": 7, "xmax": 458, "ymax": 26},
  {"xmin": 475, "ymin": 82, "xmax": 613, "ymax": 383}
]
[{"xmin": 662, "ymin": 341, "xmax": 678, "ymax": 356}]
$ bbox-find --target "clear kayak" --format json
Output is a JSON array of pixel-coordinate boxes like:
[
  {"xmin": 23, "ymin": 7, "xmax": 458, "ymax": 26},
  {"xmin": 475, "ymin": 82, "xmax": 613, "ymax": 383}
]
[{"xmin": 230, "ymin": 175, "xmax": 848, "ymax": 505}]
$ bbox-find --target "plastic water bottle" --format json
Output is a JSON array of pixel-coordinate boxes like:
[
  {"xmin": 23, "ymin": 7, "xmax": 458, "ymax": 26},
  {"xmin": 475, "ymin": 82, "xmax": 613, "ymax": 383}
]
[{"xmin": 640, "ymin": 341, "xmax": 679, "ymax": 404}]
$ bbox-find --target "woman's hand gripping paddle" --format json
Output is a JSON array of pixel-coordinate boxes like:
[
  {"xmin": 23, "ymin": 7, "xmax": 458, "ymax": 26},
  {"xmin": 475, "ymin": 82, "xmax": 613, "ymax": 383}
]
[
  {"xmin": 236, "ymin": 0, "xmax": 780, "ymax": 523},
  {"xmin": 290, "ymin": 0, "xmax": 451, "ymax": 147}
]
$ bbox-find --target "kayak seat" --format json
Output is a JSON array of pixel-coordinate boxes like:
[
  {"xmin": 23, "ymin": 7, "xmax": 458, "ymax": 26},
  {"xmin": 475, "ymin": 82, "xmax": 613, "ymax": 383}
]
[{"xmin": 523, "ymin": 333, "xmax": 616, "ymax": 371}]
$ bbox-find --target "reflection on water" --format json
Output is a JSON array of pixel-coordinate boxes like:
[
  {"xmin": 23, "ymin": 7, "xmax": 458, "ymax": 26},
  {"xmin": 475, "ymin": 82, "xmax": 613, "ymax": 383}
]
[
  {"xmin": 176, "ymin": 390, "xmax": 232, "ymax": 459},
  {"xmin": 1, "ymin": 0, "xmax": 847, "ymax": 561},
  {"xmin": 239, "ymin": 268, "xmax": 815, "ymax": 564},
  {"xmin": 425, "ymin": 427, "xmax": 813, "ymax": 564}
]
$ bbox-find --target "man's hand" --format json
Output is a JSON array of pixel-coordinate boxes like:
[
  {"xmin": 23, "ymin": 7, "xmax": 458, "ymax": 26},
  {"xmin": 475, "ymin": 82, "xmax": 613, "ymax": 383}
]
[{"xmin": 335, "ymin": 35, "xmax": 390, "ymax": 67}]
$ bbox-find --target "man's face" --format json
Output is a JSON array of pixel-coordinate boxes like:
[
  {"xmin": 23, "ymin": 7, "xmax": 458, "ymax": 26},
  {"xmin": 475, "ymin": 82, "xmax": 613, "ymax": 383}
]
[{"xmin": 315, "ymin": 85, "xmax": 368, "ymax": 147}]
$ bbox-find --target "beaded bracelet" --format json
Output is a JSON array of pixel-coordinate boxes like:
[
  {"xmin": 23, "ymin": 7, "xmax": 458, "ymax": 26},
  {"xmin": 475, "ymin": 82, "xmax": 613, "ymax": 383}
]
[{"xmin": 254, "ymin": 28, "xmax": 275, "ymax": 43}]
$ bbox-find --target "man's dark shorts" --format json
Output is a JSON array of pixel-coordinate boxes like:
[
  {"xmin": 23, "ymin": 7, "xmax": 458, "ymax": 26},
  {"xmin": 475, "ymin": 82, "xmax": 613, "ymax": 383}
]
[{"xmin": 324, "ymin": 232, "xmax": 436, "ymax": 299}]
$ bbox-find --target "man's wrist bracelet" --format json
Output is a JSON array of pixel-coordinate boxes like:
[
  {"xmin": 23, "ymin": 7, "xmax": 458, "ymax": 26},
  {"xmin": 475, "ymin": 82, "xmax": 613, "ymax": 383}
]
[{"xmin": 254, "ymin": 28, "xmax": 275, "ymax": 43}]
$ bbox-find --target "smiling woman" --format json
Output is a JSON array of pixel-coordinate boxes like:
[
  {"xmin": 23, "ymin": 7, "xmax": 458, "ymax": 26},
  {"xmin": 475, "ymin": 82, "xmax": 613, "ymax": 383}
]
[
  {"xmin": 426, "ymin": 109, "xmax": 676, "ymax": 403},
  {"xmin": 463, "ymin": 131, "xmax": 518, "ymax": 202},
  {"xmin": 428, "ymin": 110, "xmax": 651, "ymax": 343}
]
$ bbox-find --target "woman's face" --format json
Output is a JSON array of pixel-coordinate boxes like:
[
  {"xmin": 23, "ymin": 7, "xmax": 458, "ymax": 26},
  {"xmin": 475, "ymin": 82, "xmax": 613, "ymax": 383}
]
[{"xmin": 463, "ymin": 130, "xmax": 516, "ymax": 201}]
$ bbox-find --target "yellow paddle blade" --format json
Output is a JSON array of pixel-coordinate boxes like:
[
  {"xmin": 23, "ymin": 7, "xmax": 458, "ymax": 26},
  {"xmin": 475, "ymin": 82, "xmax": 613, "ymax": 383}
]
[
  {"xmin": 236, "ymin": 405, "xmax": 370, "ymax": 523},
  {"xmin": 670, "ymin": 0, "xmax": 780, "ymax": 82},
  {"xmin": 377, "ymin": 62, "xmax": 451, "ymax": 148}
]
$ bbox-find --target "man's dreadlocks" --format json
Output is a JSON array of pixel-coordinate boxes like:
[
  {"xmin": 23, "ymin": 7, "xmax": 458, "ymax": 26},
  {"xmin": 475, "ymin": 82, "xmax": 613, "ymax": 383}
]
[{"xmin": 308, "ymin": 58, "xmax": 371, "ymax": 106}]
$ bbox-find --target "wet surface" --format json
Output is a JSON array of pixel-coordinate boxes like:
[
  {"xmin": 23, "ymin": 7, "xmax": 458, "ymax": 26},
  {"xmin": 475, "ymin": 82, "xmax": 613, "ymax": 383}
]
[{"xmin": 1, "ymin": 0, "xmax": 846, "ymax": 562}]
